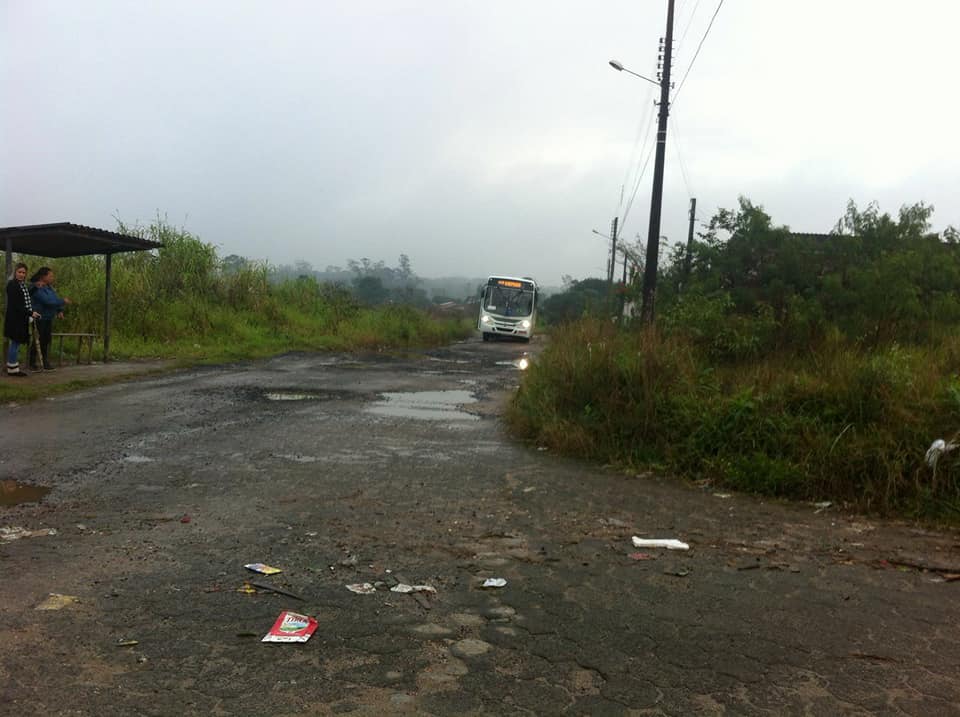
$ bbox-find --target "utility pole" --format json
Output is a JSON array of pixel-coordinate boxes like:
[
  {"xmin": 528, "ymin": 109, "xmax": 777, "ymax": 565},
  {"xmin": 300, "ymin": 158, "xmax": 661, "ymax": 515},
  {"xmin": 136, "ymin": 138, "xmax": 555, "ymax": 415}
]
[
  {"xmin": 683, "ymin": 196, "xmax": 696, "ymax": 282},
  {"xmin": 618, "ymin": 244, "xmax": 629, "ymax": 319},
  {"xmin": 639, "ymin": 0, "xmax": 676, "ymax": 323},
  {"xmin": 607, "ymin": 216, "xmax": 619, "ymax": 314}
]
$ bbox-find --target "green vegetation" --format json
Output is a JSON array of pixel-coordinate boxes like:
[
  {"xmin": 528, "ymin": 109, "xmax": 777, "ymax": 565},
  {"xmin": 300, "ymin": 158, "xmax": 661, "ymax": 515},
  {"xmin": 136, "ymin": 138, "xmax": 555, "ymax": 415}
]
[
  {"xmin": 510, "ymin": 199, "xmax": 960, "ymax": 521},
  {"xmin": 2, "ymin": 219, "xmax": 472, "ymax": 396}
]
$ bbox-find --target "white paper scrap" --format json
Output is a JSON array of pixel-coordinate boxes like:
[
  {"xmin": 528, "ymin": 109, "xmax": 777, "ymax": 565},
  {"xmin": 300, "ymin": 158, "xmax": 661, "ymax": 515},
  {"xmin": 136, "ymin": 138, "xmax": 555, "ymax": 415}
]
[
  {"xmin": 482, "ymin": 578, "xmax": 507, "ymax": 588},
  {"xmin": 631, "ymin": 537, "xmax": 690, "ymax": 551}
]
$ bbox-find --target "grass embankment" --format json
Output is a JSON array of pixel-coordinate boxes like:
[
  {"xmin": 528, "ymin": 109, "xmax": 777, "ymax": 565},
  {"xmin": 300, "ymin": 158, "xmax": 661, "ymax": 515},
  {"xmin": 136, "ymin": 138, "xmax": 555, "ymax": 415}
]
[
  {"xmin": 1, "ymin": 220, "xmax": 473, "ymax": 401},
  {"xmin": 508, "ymin": 319, "xmax": 960, "ymax": 522}
]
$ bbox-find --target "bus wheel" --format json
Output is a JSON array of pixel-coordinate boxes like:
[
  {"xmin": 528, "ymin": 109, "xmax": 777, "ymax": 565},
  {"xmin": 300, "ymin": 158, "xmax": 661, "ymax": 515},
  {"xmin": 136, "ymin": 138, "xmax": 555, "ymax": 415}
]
[{"xmin": 482, "ymin": 333, "xmax": 490, "ymax": 342}]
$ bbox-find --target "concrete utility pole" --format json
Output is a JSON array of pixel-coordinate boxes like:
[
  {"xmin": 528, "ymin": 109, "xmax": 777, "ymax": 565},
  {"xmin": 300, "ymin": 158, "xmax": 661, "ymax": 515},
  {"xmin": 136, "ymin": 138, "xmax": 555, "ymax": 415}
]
[
  {"xmin": 639, "ymin": 0, "xmax": 676, "ymax": 323},
  {"xmin": 683, "ymin": 196, "xmax": 697, "ymax": 282},
  {"xmin": 618, "ymin": 244, "xmax": 629, "ymax": 319},
  {"xmin": 607, "ymin": 216, "xmax": 619, "ymax": 313},
  {"xmin": 608, "ymin": 216, "xmax": 619, "ymax": 283}
]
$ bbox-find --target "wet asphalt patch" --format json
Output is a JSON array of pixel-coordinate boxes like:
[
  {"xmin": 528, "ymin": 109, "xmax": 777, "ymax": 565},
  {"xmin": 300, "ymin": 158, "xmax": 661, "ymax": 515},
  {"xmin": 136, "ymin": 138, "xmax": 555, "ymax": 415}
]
[{"xmin": 0, "ymin": 480, "xmax": 52, "ymax": 507}]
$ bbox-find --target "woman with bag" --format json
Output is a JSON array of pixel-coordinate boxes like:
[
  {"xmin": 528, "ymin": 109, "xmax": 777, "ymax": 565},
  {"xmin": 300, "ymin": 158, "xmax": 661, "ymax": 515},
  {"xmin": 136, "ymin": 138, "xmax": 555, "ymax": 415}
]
[{"xmin": 4, "ymin": 262, "xmax": 40, "ymax": 377}]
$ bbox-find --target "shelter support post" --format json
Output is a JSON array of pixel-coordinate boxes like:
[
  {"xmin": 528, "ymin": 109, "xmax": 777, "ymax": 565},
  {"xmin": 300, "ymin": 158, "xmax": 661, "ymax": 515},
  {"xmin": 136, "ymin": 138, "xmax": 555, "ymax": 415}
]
[
  {"xmin": 3, "ymin": 239, "xmax": 11, "ymax": 366},
  {"xmin": 104, "ymin": 252, "xmax": 112, "ymax": 362}
]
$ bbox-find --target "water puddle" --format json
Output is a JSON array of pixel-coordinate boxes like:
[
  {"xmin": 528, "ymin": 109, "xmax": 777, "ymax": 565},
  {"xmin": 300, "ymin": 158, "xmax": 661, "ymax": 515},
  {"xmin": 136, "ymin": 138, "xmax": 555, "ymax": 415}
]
[
  {"xmin": 367, "ymin": 390, "xmax": 479, "ymax": 421},
  {"xmin": 1, "ymin": 480, "xmax": 52, "ymax": 507},
  {"xmin": 265, "ymin": 392, "xmax": 318, "ymax": 401},
  {"xmin": 496, "ymin": 356, "xmax": 530, "ymax": 370}
]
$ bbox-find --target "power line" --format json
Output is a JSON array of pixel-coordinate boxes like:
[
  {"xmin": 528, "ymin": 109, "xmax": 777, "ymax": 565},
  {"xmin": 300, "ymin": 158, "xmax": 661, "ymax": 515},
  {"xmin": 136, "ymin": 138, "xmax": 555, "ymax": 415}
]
[
  {"xmin": 619, "ymin": 98, "xmax": 657, "ymax": 217},
  {"xmin": 669, "ymin": 115, "xmax": 694, "ymax": 200},
  {"xmin": 620, "ymin": 123, "xmax": 657, "ymax": 232},
  {"xmin": 617, "ymin": 84, "xmax": 658, "ymax": 216},
  {"xmin": 672, "ymin": 0, "xmax": 724, "ymax": 104},
  {"xmin": 678, "ymin": 0, "xmax": 703, "ymax": 48}
]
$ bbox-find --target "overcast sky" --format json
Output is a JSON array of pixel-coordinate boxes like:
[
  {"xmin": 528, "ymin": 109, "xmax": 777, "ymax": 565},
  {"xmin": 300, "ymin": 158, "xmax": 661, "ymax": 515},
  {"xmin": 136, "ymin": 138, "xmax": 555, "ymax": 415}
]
[{"xmin": 3, "ymin": 1, "xmax": 958, "ymax": 285}]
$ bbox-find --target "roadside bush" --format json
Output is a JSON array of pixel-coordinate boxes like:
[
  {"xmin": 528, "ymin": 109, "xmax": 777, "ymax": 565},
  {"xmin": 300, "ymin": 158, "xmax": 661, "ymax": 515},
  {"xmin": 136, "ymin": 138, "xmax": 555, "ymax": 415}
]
[{"xmin": 508, "ymin": 318, "xmax": 960, "ymax": 522}]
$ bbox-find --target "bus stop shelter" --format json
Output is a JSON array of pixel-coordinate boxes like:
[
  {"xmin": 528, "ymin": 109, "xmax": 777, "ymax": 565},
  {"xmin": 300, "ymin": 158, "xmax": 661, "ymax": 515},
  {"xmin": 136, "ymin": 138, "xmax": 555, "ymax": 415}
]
[{"xmin": 0, "ymin": 222, "xmax": 163, "ymax": 362}]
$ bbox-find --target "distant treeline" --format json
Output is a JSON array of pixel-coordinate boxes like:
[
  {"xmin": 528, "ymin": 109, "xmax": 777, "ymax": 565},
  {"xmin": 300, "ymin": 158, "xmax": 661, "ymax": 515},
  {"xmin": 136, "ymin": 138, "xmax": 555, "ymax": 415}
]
[
  {"xmin": 543, "ymin": 198, "xmax": 960, "ymax": 350},
  {"xmin": 258, "ymin": 255, "xmax": 486, "ymax": 307}
]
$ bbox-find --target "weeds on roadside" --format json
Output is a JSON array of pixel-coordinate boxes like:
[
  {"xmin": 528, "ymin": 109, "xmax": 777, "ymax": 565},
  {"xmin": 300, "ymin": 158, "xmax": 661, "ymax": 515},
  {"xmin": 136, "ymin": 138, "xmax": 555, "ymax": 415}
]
[{"xmin": 508, "ymin": 318, "xmax": 960, "ymax": 522}]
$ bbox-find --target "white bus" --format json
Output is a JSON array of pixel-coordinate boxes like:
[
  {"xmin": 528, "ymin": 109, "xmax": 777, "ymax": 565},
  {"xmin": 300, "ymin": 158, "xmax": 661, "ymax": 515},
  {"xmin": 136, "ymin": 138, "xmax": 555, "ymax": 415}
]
[{"xmin": 478, "ymin": 275, "xmax": 538, "ymax": 342}]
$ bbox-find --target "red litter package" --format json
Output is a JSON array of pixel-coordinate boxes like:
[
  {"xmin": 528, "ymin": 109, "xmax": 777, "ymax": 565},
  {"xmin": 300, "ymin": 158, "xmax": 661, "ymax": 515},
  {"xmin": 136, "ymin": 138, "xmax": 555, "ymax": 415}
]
[{"xmin": 261, "ymin": 611, "xmax": 318, "ymax": 643}]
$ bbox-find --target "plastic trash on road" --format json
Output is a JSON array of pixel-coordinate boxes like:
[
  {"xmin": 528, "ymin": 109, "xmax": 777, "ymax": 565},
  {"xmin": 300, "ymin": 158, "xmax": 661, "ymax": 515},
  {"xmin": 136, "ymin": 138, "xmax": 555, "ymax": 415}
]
[
  {"xmin": 390, "ymin": 583, "xmax": 437, "ymax": 594},
  {"xmin": 631, "ymin": 537, "xmax": 689, "ymax": 551},
  {"xmin": 482, "ymin": 578, "xmax": 507, "ymax": 588},
  {"xmin": 346, "ymin": 583, "xmax": 377, "ymax": 594},
  {"xmin": 245, "ymin": 563, "xmax": 282, "ymax": 575},
  {"xmin": 262, "ymin": 611, "xmax": 318, "ymax": 643}
]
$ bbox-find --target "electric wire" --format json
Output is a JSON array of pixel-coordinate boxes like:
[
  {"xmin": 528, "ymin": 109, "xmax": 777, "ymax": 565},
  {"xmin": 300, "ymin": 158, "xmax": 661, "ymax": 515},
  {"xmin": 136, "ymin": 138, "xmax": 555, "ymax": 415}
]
[
  {"xmin": 617, "ymin": 83, "xmax": 658, "ymax": 217},
  {"xmin": 678, "ymin": 0, "xmax": 704, "ymax": 49},
  {"xmin": 669, "ymin": 115, "xmax": 694, "ymax": 201},
  {"xmin": 672, "ymin": 0, "xmax": 725, "ymax": 104},
  {"xmin": 619, "ymin": 119, "xmax": 657, "ymax": 232}
]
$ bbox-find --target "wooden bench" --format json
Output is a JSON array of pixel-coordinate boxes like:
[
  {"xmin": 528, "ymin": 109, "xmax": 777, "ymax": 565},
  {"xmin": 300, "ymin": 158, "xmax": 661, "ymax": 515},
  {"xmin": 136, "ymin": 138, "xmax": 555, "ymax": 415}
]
[{"xmin": 51, "ymin": 333, "xmax": 97, "ymax": 366}]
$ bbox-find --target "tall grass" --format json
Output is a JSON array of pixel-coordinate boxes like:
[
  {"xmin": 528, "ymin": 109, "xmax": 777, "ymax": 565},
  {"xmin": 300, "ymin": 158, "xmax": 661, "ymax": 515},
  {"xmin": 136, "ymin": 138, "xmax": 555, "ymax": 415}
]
[
  {"xmin": 508, "ymin": 319, "xmax": 960, "ymax": 522},
  {"xmin": 6, "ymin": 219, "xmax": 472, "ymax": 365}
]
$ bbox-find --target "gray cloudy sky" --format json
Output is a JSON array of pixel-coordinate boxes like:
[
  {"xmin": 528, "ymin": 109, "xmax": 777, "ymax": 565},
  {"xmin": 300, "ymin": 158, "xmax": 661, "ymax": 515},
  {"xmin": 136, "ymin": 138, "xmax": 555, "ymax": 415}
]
[{"xmin": 3, "ymin": 1, "xmax": 958, "ymax": 285}]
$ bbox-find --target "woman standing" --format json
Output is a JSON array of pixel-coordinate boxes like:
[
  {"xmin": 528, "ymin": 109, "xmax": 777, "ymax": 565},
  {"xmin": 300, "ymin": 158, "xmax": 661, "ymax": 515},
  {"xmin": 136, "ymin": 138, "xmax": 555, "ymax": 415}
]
[
  {"xmin": 29, "ymin": 267, "xmax": 71, "ymax": 371},
  {"xmin": 4, "ymin": 263, "xmax": 40, "ymax": 377}
]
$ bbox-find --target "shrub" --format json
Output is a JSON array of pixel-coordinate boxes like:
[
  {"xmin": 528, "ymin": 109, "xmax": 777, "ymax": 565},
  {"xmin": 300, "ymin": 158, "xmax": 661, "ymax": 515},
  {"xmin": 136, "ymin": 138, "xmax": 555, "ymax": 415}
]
[{"xmin": 508, "ymin": 318, "xmax": 960, "ymax": 522}]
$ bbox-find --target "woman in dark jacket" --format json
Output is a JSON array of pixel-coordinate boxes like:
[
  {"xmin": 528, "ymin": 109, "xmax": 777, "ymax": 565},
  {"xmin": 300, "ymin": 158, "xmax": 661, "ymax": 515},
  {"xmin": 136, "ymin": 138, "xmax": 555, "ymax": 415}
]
[
  {"xmin": 4, "ymin": 262, "xmax": 40, "ymax": 377},
  {"xmin": 29, "ymin": 267, "xmax": 71, "ymax": 371}
]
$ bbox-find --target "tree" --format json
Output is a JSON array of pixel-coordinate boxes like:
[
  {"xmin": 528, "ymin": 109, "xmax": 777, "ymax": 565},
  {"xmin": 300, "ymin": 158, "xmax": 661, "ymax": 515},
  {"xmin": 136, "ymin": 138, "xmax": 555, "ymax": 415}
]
[
  {"xmin": 539, "ymin": 278, "xmax": 609, "ymax": 324},
  {"xmin": 352, "ymin": 275, "xmax": 389, "ymax": 305}
]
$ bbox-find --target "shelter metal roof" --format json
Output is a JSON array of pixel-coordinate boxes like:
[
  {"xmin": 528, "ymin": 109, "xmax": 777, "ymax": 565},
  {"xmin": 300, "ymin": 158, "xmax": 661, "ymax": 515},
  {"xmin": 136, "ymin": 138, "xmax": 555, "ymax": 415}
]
[{"xmin": 0, "ymin": 222, "xmax": 163, "ymax": 257}]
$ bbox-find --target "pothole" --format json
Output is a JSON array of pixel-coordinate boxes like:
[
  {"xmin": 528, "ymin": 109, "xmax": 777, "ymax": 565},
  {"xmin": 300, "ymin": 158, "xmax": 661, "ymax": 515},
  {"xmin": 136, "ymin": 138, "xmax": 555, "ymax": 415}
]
[
  {"xmin": 367, "ymin": 390, "xmax": 479, "ymax": 421},
  {"xmin": 264, "ymin": 392, "xmax": 317, "ymax": 401},
  {"xmin": 1, "ymin": 480, "xmax": 52, "ymax": 507}
]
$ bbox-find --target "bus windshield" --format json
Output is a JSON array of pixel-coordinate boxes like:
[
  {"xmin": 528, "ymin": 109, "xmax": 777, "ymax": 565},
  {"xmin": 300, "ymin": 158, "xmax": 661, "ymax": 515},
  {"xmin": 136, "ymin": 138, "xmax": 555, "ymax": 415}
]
[{"xmin": 485, "ymin": 284, "xmax": 534, "ymax": 316}]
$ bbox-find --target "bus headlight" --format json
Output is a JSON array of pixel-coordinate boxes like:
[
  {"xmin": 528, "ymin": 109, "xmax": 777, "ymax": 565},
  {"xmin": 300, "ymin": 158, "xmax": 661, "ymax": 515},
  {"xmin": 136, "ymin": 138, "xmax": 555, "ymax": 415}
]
[
  {"xmin": 520, "ymin": 319, "xmax": 531, "ymax": 329},
  {"xmin": 481, "ymin": 314, "xmax": 492, "ymax": 324}
]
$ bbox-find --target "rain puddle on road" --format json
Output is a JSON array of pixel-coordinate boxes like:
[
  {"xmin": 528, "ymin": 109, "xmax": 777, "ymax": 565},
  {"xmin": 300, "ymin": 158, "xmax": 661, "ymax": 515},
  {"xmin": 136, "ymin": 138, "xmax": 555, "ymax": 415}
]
[
  {"xmin": 1, "ymin": 480, "xmax": 51, "ymax": 507},
  {"xmin": 265, "ymin": 392, "xmax": 318, "ymax": 401},
  {"xmin": 495, "ymin": 356, "xmax": 530, "ymax": 370},
  {"xmin": 367, "ymin": 390, "xmax": 479, "ymax": 421}
]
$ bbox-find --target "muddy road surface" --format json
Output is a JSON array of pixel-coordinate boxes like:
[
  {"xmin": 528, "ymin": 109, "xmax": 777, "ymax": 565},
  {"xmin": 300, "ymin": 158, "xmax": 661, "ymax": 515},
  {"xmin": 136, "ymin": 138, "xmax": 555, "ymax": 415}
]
[{"xmin": 1, "ymin": 338, "xmax": 959, "ymax": 716}]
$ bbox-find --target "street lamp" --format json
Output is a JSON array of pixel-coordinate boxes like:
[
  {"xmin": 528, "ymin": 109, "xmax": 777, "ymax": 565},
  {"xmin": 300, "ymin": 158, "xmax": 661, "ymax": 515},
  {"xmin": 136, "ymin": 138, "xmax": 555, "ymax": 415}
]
[
  {"xmin": 609, "ymin": 0, "xmax": 675, "ymax": 323},
  {"xmin": 608, "ymin": 60, "xmax": 660, "ymax": 87}
]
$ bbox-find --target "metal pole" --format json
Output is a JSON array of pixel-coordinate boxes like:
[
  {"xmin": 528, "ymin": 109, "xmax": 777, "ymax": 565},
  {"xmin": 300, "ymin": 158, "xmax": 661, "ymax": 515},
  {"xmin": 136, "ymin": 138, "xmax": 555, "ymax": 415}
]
[
  {"xmin": 639, "ymin": 0, "xmax": 676, "ymax": 323},
  {"xmin": 3, "ymin": 239, "xmax": 11, "ymax": 367},
  {"xmin": 104, "ymin": 253, "xmax": 112, "ymax": 362},
  {"xmin": 608, "ymin": 216, "xmax": 619, "ymax": 314},
  {"xmin": 683, "ymin": 196, "xmax": 697, "ymax": 283},
  {"xmin": 619, "ymin": 244, "xmax": 628, "ymax": 319}
]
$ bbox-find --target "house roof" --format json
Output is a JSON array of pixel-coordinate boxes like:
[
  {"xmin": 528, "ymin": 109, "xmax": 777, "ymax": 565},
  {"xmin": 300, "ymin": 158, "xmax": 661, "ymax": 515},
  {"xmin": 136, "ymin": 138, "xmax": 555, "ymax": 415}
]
[{"xmin": 0, "ymin": 222, "xmax": 163, "ymax": 257}]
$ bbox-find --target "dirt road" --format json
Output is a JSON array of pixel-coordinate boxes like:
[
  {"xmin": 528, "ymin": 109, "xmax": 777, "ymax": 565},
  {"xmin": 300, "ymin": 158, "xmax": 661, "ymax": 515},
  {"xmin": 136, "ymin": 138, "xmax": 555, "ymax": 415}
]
[{"xmin": 1, "ymin": 338, "xmax": 959, "ymax": 716}]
